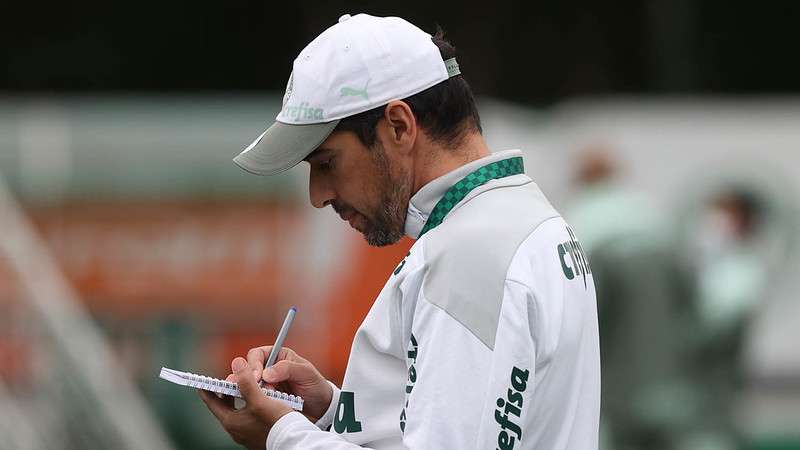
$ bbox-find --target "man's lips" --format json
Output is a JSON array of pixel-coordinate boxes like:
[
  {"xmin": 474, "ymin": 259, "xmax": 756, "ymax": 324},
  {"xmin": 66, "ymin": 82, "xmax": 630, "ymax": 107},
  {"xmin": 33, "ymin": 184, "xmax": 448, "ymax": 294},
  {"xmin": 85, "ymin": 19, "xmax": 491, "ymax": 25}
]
[
  {"xmin": 338, "ymin": 209, "xmax": 355, "ymax": 222},
  {"xmin": 338, "ymin": 209, "xmax": 363, "ymax": 231}
]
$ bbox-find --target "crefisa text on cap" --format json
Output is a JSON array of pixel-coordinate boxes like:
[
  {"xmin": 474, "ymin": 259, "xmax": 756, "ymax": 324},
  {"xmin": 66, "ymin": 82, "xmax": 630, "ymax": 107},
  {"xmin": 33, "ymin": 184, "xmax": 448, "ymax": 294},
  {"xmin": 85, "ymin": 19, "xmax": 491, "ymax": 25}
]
[{"xmin": 281, "ymin": 102, "xmax": 325, "ymax": 122}]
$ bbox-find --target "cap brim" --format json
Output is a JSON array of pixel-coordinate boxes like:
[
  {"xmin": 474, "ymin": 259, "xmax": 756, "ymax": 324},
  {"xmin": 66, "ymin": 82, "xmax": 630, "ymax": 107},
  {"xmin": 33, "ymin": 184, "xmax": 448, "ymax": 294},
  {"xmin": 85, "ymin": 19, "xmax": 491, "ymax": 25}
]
[{"xmin": 233, "ymin": 120, "xmax": 340, "ymax": 176}]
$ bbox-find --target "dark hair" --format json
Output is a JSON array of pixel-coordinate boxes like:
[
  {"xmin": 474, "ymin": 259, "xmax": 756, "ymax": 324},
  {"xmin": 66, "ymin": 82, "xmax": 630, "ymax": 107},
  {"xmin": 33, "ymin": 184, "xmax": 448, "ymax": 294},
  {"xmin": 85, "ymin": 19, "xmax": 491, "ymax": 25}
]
[{"xmin": 335, "ymin": 28, "xmax": 482, "ymax": 149}]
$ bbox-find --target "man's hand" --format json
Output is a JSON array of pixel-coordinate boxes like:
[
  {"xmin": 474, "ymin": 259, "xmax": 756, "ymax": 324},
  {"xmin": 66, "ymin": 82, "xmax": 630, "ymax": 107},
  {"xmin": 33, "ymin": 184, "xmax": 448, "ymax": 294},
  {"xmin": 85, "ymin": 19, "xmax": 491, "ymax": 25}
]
[
  {"xmin": 199, "ymin": 357, "xmax": 293, "ymax": 450},
  {"xmin": 243, "ymin": 346, "xmax": 333, "ymax": 423}
]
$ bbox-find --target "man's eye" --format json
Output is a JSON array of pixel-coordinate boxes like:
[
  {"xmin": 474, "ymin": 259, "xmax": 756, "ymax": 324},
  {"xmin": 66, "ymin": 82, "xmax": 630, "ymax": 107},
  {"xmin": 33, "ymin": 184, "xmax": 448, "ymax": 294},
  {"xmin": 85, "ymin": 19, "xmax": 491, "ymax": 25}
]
[{"xmin": 319, "ymin": 159, "xmax": 334, "ymax": 171}]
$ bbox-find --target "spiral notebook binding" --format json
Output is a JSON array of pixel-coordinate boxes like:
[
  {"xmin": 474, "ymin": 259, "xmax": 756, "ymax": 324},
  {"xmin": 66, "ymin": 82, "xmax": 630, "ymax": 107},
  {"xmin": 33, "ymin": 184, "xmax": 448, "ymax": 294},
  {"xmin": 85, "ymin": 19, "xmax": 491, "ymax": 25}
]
[{"xmin": 159, "ymin": 367, "xmax": 303, "ymax": 411}]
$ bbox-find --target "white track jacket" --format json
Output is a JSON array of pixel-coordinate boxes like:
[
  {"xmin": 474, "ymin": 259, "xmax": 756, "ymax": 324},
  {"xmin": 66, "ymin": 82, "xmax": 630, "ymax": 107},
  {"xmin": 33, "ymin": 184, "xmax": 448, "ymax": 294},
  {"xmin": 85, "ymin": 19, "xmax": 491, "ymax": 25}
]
[{"xmin": 266, "ymin": 150, "xmax": 600, "ymax": 449}]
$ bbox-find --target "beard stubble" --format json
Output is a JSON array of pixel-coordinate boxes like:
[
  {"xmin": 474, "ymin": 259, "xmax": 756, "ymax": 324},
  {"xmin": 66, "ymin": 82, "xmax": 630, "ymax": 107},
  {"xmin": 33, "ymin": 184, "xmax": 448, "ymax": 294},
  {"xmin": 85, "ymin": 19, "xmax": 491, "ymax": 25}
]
[{"xmin": 362, "ymin": 145, "xmax": 411, "ymax": 247}]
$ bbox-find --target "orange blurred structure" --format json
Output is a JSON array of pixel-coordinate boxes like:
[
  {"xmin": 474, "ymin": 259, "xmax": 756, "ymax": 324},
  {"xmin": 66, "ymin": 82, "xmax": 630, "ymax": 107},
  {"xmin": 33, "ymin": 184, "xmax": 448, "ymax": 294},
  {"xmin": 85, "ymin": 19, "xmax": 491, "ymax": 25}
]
[{"xmin": 0, "ymin": 200, "xmax": 411, "ymax": 385}]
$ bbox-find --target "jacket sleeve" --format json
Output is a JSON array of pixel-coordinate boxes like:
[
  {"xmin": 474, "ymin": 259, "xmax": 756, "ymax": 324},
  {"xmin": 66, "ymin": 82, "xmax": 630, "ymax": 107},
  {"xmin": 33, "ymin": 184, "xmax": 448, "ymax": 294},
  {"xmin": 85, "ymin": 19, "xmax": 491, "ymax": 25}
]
[
  {"xmin": 267, "ymin": 383, "xmax": 376, "ymax": 450},
  {"xmin": 267, "ymin": 413, "xmax": 374, "ymax": 450},
  {"xmin": 399, "ymin": 279, "xmax": 538, "ymax": 449}
]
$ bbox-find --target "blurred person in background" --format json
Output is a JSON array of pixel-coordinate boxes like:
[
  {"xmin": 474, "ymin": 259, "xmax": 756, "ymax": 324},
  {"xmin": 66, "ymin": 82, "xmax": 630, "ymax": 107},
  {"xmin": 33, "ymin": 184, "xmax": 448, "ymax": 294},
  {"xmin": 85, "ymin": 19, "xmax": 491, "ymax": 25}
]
[
  {"xmin": 198, "ymin": 13, "xmax": 600, "ymax": 450},
  {"xmin": 684, "ymin": 188, "xmax": 770, "ymax": 449},
  {"xmin": 565, "ymin": 146, "xmax": 700, "ymax": 450},
  {"xmin": 692, "ymin": 189, "xmax": 767, "ymax": 340}
]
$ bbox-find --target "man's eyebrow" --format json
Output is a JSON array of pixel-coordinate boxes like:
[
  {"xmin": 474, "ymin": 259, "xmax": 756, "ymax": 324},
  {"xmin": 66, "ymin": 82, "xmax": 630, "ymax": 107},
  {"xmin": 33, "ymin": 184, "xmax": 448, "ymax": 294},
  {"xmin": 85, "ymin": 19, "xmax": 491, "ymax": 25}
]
[{"xmin": 304, "ymin": 147, "xmax": 335, "ymax": 162}]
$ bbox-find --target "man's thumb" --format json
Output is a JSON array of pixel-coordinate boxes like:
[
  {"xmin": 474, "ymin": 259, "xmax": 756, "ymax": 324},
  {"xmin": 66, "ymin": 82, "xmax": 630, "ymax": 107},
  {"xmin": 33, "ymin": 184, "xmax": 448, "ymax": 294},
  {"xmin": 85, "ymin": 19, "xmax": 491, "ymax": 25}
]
[{"xmin": 233, "ymin": 357, "xmax": 259, "ymax": 400}]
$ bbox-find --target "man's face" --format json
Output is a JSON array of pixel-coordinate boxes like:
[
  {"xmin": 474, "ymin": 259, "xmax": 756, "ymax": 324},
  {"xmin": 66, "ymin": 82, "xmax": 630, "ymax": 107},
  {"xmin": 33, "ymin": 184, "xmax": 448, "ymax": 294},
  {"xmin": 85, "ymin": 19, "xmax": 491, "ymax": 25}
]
[{"xmin": 304, "ymin": 130, "xmax": 411, "ymax": 247}]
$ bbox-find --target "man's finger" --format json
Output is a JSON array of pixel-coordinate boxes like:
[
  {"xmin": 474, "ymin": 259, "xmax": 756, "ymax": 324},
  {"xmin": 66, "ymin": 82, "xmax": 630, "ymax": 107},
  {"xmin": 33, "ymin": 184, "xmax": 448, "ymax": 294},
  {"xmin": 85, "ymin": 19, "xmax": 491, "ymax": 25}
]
[
  {"xmin": 246, "ymin": 346, "xmax": 298, "ymax": 383},
  {"xmin": 262, "ymin": 359, "xmax": 300, "ymax": 384},
  {"xmin": 246, "ymin": 346, "xmax": 270, "ymax": 378},
  {"xmin": 233, "ymin": 356, "xmax": 262, "ymax": 401},
  {"xmin": 249, "ymin": 346, "xmax": 296, "ymax": 365},
  {"xmin": 198, "ymin": 389, "xmax": 233, "ymax": 424}
]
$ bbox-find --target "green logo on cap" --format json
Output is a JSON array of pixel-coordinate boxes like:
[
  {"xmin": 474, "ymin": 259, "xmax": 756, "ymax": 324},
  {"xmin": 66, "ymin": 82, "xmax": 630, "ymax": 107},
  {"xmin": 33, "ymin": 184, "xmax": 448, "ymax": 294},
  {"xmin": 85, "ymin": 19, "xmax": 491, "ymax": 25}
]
[
  {"xmin": 340, "ymin": 79, "xmax": 370, "ymax": 101},
  {"xmin": 283, "ymin": 102, "xmax": 324, "ymax": 121}
]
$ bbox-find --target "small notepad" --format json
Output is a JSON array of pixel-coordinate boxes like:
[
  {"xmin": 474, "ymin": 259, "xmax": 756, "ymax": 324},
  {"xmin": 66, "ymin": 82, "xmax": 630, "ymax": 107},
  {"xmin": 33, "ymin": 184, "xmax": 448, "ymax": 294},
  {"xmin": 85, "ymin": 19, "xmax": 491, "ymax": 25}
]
[{"xmin": 159, "ymin": 367, "xmax": 304, "ymax": 411}]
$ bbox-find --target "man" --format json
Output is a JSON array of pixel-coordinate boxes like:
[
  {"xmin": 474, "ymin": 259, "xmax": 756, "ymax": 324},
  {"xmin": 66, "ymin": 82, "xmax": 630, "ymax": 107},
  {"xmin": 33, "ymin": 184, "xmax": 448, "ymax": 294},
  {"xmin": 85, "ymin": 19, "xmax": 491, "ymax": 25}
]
[{"xmin": 199, "ymin": 13, "xmax": 600, "ymax": 450}]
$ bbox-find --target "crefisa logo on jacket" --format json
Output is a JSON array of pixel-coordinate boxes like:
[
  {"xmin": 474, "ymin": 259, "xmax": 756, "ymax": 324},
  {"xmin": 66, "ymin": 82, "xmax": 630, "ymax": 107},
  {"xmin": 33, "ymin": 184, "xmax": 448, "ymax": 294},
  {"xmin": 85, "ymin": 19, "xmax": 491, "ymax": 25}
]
[
  {"xmin": 557, "ymin": 225, "xmax": 592, "ymax": 289},
  {"xmin": 495, "ymin": 366, "xmax": 529, "ymax": 450},
  {"xmin": 399, "ymin": 333, "xmax": 418, "ymax": 433},
  {"xmin": 333, "ymin": 390, "xmax": 362, "ymax": 434}
]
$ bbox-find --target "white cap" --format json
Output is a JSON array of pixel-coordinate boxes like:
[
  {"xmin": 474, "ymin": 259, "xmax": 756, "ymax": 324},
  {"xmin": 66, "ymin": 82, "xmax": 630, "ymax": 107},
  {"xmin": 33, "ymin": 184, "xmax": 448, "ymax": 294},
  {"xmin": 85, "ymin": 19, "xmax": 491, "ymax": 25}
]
[{"xmin": 233, "ymin": 13, "xmax": 461, "ymax": 176}]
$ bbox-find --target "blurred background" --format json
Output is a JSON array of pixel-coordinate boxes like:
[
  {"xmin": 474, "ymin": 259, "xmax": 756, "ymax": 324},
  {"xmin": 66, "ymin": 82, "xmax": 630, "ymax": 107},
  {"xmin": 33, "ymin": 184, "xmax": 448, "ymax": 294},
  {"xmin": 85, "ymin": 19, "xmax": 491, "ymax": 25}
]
[{"xmin": 1, "ymin": 1, "xmax": 799, "ymax": 449}]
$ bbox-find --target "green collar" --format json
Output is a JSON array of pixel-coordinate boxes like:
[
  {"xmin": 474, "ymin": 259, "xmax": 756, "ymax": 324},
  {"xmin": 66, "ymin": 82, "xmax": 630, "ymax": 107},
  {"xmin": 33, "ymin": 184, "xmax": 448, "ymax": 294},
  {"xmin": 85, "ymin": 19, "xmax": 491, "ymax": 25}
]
[{"xmin": 418, "ymin": 156, "xmax": 524, "ymax": 238}]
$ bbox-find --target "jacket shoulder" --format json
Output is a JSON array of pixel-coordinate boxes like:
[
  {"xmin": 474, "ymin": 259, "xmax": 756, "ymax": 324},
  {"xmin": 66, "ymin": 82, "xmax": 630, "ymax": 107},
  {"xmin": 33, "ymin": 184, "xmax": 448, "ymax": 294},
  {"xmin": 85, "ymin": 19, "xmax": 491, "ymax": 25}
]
[{"xmin": 422, "ymin": 181, "xmax": 559, "ymax": 349}]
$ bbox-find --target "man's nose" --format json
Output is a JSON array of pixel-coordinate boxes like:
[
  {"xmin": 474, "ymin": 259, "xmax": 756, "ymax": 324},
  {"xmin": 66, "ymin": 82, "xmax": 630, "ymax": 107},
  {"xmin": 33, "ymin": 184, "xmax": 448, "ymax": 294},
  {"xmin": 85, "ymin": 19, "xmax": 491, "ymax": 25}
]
[{"xmin": 308, "ymin": 167, "xmax": 335, "ymax": 209}]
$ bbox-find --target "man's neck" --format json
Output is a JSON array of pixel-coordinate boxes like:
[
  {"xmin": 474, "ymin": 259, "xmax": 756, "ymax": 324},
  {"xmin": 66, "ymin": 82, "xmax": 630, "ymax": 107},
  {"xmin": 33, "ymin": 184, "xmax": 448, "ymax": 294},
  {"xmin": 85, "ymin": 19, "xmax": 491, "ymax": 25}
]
[{"xmin": 411, "ymin": 133, "xmax": 491, "ymax": 195}]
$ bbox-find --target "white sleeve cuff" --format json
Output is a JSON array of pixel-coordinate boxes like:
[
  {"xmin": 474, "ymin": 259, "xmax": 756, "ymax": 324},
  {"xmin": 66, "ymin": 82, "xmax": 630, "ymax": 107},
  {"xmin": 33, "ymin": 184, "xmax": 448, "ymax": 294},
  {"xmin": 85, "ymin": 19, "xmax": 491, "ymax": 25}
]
[
  {"xmin": 266, "ymin": 411, "xmax": 318, "ymax": 450},
  {"xmin": 314, "ymin": 380, "xmax": 341, "ymax": 430}
]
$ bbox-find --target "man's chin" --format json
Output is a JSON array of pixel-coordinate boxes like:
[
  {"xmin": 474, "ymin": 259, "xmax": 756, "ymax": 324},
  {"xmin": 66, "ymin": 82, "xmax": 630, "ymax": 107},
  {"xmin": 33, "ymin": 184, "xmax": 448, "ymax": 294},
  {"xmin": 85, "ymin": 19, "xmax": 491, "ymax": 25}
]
[{"xmin": 363, "ymin": 228, "xmax": 403, "ymax": 247}]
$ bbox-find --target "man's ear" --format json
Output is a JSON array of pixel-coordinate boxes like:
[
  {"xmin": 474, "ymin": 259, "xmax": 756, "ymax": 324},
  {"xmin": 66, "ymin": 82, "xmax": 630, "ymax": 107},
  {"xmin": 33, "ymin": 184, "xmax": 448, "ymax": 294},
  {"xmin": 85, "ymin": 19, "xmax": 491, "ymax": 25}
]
[{"xmin": 379, "ymin": 100, "xmax": 417, "ymax": 153}]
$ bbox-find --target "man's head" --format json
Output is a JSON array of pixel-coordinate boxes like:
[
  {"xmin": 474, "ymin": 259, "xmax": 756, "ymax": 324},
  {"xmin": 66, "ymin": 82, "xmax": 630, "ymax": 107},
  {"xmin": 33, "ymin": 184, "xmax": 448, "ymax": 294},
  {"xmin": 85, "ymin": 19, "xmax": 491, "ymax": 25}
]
[
  {"xmin": 303, "ymin": 31, "xmax": 481, "ymax": 246},
  {"xmin": 232, "ymin": 14, "xmax": 481, "ymax": 246}
]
